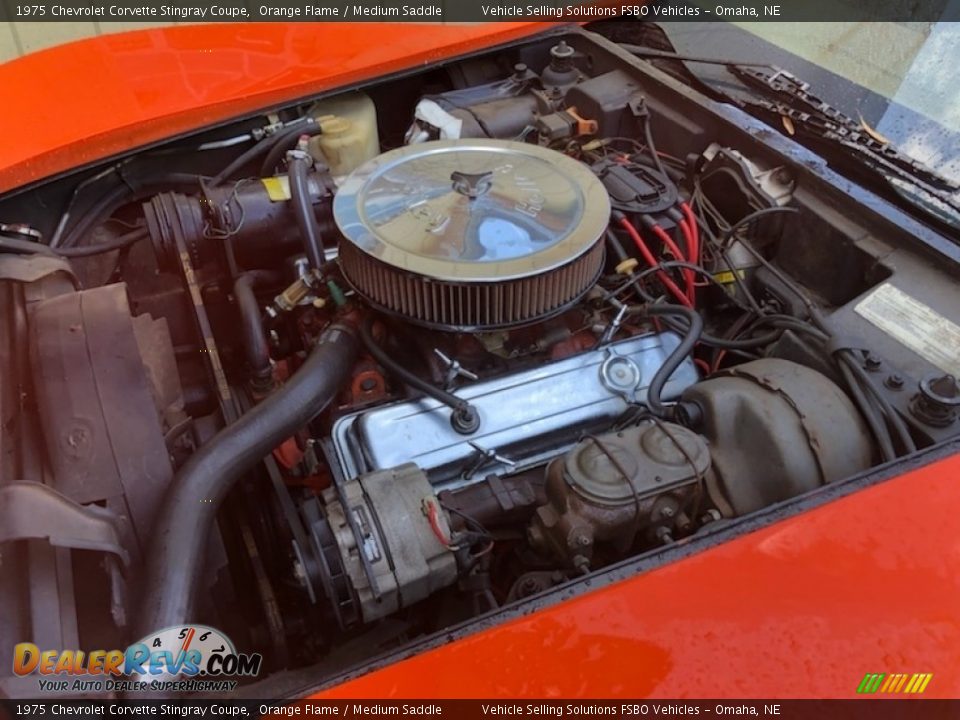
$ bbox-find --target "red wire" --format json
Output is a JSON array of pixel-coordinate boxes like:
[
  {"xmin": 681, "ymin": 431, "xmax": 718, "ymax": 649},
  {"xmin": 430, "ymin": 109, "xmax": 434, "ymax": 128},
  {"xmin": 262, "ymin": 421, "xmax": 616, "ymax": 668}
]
[
  {"xmin": 680, "ymin": 202, "xmax": 700, "ymax": 265},
  {"xmin": 650, "ymin": 223, "xmax": 695, "ymax": 304},
  {"xmin": 678, "ymin": 203, "xmax": 700, "ymax": 305},
  {"xmin": 425, "ymin": 500, "xmax": 452, "ymax": 548},
  {"xmin": 472, "ymin": 540, "xmax": 495, "ymax": 558},
  {"xmin": 675, "ymin": 218, "xmax": 697, "ymax": 304},
  {"xmin": 619, "ymin": 218, "xmax": 692, "ymax": 307},
  {"xmin": 711, "ymin": 349, "xmax": 728, "ymax": 373}
]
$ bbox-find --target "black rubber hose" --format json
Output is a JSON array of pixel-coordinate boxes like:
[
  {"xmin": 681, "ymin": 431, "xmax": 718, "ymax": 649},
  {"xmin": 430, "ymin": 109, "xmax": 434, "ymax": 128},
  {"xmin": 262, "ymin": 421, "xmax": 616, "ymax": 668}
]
[
  {"xmin": 628, "ymin": 304, "xmax": 703, "ymax": 418},
  {"xmin": 287, "ymin": 152, "xmax": 327, "ymax": 270},
  {"xmin": 360, "ymin": 316, "xmax": 480, "ymax": 434},
  {"xmin": 839, "ymin": 350, "xmax": 917, "ymax": 455},
  {"xmin": 260, "ymin": 123, "xmax": 321, "ymax": 177},
  {"xmin": 54, "ymin": 173, "xmax": 202, "ymax": 249},
  {"xmin": 53, "ymin": 185, "xmax": 129, "ymax": 248},
  {"xmin": 750, "ymin": 312, "xmax": 908, "ymax": 458},
  {"xmin": 208, "ymin": 118, "xmax": 316, "ymax": 187},
  {"xmin": 675, "ymin": 321, "xmax": 778, "ymax": 350},
  {"xmin": 641, "ymin": 113, "xmax": 668, "ymax": 179},
  {"xmin": 606, "ymin": 264, "xmax": 773, "ymax": 350},
  {"xmin": 1, "ymin": 228, "xmax": 148, "ymax": 258},
  {"xmin": 233, "ymin": 271, "xmax": 276, "ymax": 390},
  {"xmin": 606, "ymin": 259, "xmax": 754, "ymax": 312},
  {"xmin": 717, "ymin": 206, "xmax": 799, "ymax": 250},
  {"xmin": 837, "ymin": 360, "xmax": 895, "ymax": 462},
  {"xmin": 605, "ymin": 229, "xmax": 629, "ymax": 262},
  {"xmin": 137, "ymin": 322, "xmax": 359, "ymax": 635}
]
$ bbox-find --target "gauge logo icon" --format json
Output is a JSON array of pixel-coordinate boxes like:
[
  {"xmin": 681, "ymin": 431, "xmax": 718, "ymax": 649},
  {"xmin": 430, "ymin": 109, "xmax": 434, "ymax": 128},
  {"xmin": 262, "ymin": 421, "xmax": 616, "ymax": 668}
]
[{"xmin": 127, "ymin": 624, "xmax": 261, "ymax": 681}]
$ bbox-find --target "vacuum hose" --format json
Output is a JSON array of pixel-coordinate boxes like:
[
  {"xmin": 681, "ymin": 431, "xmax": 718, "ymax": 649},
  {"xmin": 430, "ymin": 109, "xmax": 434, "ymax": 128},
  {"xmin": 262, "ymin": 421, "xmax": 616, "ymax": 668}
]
[
  {"xmin": 626, "ymin": 303, "xmax": 703, "ymax": 418},
  {"xmin": 359, "ymin": 316, "xmax": 480, "ymax": 435},
  {"xmin": 137, "ymin": 322, "xmax": 359, "ymax": 636},
  {"xmin": 233, "ymin": 271, "xmax": 276, "ymax": 393},
  {"xmin": 287, "ymin": 150, "xmax": 327, "ymax": 271}
]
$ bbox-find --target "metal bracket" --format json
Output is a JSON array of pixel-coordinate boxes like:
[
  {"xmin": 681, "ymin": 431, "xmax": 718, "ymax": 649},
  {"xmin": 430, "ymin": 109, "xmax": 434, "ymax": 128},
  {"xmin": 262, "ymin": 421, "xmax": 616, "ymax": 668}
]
[
  {"xmin": 0, "ymin": 255, "xmax": 78, "ymax": 287},
  {"xmin": 462, "ymin": 441, "xmax": 516, "ymax": 482},
  {"xmin": 319, "ymin": 439, "xmax": 383, "ymax": 601},
  {"xmin": 0, "ymin": 482, "xmax": 129, "ymax": 566},
  {"xmin": 434, "ymin": 348, "xmax": 479, "ymax": 390}
]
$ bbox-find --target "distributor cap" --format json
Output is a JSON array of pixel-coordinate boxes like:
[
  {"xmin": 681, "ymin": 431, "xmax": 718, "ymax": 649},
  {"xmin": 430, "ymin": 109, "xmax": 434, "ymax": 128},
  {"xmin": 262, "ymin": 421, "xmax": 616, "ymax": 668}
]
[{"xmin": 591, "ymin": 158, "xmax": 677, "ymax": 215}]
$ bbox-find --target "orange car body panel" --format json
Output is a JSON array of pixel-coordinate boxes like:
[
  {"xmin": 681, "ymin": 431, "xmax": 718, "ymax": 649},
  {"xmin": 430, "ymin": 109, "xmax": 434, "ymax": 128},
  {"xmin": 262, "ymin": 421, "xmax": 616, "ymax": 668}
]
[
  {"xmin": 0, "ymin": 22, "xmax": 554, "ymax": 193},
  {"xmin": 318, "ymin": 452, "xmax": 960, "ymax": 699},
  {"xmin": 2, "ymin": 21, "xmax": 957, "ymax": 700}
]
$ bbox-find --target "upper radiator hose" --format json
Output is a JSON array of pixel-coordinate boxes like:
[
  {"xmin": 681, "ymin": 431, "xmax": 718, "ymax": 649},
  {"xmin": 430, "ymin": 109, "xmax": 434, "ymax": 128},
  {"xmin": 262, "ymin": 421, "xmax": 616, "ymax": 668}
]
[{"xmin": 137, "ymin": 322, "xmax": 359, "ymax": 636}]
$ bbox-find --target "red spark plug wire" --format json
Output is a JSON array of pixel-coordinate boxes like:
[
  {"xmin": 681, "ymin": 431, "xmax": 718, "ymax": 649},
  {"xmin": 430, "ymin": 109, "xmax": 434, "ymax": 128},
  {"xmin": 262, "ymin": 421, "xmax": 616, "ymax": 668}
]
[
  {"xmin": 619, "ymin": 217, "xmax": 692, "ymax": 307},
  {"xmin": 680, "ymin": 201, "xmax": 700, "ymax": 265}
]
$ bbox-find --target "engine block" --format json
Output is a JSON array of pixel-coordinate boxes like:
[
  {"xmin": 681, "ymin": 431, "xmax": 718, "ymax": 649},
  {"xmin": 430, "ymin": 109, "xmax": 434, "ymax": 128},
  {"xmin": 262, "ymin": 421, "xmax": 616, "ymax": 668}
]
[{"xmin": 332, "ymin": 332, "xmax": 699, "ymax": 491}]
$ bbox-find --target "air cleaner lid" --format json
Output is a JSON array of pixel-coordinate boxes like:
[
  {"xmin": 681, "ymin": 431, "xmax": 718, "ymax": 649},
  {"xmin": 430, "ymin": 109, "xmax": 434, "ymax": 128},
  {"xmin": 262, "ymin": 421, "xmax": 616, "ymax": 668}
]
[{"xmin": 333, "ymin": 139, "xmax": 610, "ymax": 282}]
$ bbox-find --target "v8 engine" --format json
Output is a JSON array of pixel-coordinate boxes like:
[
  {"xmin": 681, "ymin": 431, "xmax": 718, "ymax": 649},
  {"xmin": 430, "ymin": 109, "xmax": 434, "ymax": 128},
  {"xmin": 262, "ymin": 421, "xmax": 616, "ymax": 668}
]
[{"xmin": 2, "ymin": 25, "xmax": 957, "ymax": 697}]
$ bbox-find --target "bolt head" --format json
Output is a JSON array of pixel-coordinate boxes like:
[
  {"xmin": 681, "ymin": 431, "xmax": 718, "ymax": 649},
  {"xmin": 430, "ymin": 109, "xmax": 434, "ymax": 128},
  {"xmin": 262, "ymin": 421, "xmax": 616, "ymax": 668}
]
[
  {"xmin": 885, "ymin": 374, "xmax": 904, "ymax": 390},
  {"xmin": 572, "ymin": 533, "xmax": 591, "ymax": 547}
]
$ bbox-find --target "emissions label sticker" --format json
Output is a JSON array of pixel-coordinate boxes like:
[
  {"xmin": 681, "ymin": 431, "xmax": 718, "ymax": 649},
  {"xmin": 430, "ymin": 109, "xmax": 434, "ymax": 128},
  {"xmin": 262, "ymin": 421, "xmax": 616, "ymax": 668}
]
[{"xmin": 854, "ymin": 283, "xmax": 960, "ymax": 377}]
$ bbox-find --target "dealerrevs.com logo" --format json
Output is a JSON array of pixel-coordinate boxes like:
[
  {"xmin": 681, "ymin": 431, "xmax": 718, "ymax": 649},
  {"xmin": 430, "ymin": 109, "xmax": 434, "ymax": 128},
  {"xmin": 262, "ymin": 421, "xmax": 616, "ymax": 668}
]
[{"xmin": 12, "ymin": 625, "xmax": 262, "ymax": 693}]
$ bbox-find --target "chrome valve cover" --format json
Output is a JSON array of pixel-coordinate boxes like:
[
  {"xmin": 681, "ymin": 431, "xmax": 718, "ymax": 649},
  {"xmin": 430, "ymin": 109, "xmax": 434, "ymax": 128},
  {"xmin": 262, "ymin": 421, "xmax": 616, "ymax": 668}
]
[{"xmin": 333, "ymin": 333, "xmax": 698, "ymax": 491}]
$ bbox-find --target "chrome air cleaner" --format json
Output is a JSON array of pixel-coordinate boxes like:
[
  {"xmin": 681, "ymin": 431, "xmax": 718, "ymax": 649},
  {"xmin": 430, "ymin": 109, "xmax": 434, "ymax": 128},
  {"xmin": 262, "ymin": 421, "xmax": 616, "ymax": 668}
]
[{"xmin": 333, "ymin": 139, "xmax": 610, "ymax": 331}]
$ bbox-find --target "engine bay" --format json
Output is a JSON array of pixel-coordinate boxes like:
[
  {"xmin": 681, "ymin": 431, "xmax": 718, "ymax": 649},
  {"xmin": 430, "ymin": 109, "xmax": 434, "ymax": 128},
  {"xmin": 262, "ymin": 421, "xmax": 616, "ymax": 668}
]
[{"xmin": 1, "ymin": 24, "xmax": 959, "ymax": 697}]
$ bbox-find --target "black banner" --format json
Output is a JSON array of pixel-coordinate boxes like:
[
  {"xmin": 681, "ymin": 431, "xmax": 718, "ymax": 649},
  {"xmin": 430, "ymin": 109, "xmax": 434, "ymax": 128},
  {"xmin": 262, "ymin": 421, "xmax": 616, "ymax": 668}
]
[
  {"xmin": 0, "ymin": 0, "xmax": 957, "ymax": 23},
  {"xmin": 2, "ymin": 700, "xmax": 959, "ymax": 720}
]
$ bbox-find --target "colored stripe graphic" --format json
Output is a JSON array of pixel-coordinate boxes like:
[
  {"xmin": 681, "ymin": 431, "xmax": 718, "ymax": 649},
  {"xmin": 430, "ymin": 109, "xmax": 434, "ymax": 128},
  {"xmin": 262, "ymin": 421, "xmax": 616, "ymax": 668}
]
[{"xmin": 857, "ymin": 672, "xmax": 933, "ymax": 694}]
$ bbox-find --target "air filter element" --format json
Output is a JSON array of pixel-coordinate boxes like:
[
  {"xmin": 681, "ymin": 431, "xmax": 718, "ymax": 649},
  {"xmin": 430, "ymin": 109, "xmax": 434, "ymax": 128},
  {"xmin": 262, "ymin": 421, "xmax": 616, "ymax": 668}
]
[{"xmin": 333, "ymin": 139, "xmax": 610, "ymax": 331}]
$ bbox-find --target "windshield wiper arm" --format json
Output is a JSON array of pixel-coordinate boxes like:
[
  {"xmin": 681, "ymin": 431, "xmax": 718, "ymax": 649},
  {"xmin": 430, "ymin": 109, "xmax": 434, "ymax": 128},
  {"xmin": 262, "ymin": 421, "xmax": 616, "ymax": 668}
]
[
  {"xmin": 729, "ymin": 66, "xmax": 960, "ymax": 214},
  {"xmin": 618, "ymin": 44, "xmax": 777, "ymax": 70},
  {"xmin": 618, "ymin": 41, "xmax": 960, "ymax": 228}
]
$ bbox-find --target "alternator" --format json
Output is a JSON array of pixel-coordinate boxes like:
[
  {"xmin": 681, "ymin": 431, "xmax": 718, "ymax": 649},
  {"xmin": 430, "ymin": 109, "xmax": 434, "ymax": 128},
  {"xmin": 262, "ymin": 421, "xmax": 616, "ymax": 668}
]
[{"xmin": 300, "ymin": 464, "xmax": 457, "ymax": 627}]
